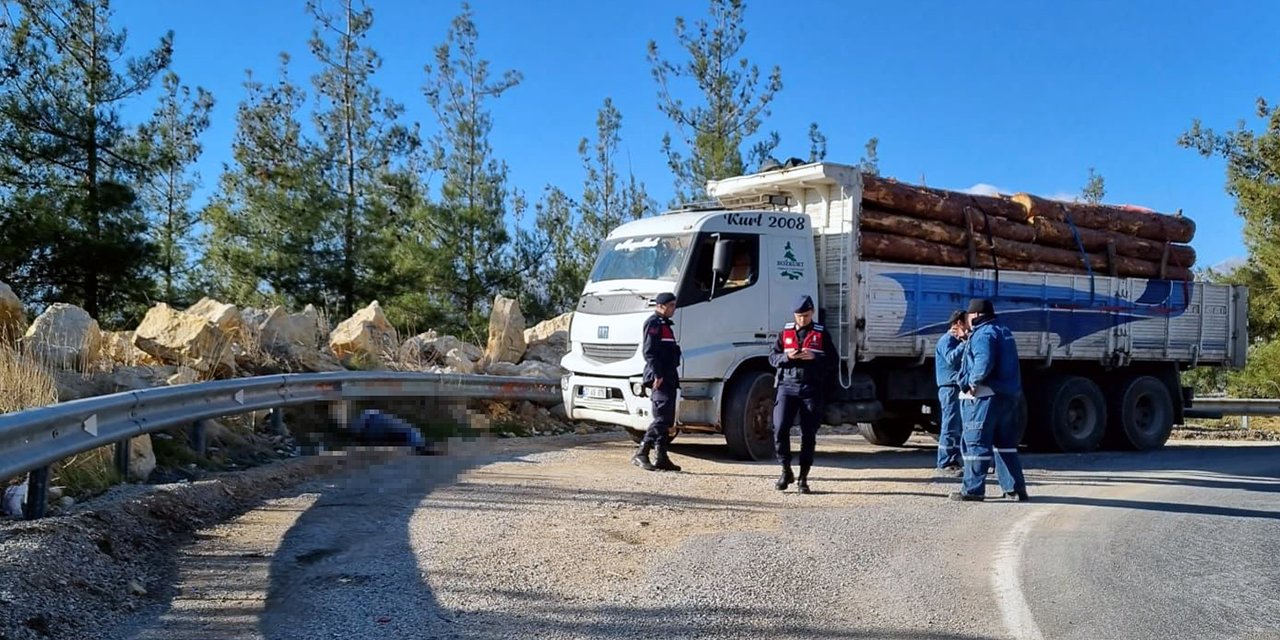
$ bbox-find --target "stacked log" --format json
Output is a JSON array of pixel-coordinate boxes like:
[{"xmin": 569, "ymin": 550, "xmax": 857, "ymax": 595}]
[{"xmin": 858, "ymin": 174, "xmax": 1196, "ymax": 280}]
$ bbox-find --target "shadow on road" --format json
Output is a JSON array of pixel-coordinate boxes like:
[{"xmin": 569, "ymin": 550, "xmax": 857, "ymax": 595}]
[{"xmin": 1028, "ymin": 494, "xmax": 1280, "ymax": 520}]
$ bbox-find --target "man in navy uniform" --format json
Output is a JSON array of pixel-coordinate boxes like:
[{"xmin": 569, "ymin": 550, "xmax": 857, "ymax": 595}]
[
  {"xmin": 769, "ymin": 294, "xmax": 837, "ymax": 494},
  {"xmin": 934, "ymin": 309, "xmax": 968, "ymax": 477},
  {"xmin": 951, "ymin": 298, "xmax": 1029, "ymax": 502},
  {"xmin": 632, "ymin": 292, "xmax": 683, "ymax": 472}
]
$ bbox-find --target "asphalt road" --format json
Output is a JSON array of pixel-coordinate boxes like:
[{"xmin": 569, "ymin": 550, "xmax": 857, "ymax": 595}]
[{"xmin": 113, "ymin": 433, "xmax": 1280, "ymax": 640}]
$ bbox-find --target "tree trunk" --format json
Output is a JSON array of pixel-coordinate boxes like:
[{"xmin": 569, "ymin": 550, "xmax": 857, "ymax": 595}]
[
  {"xmin": 860, "ymin": 203, "xmax": 1196, "ymax": 268},
  {"xmin": 858, "ymin": 229, "xmax": 1193, "ymax": 280},
  {"xmin": 1027, "ymin": 217, "xmax": 1196, "ymax": 266},
  {"xmin": 858, "ymin": 231, "xmax": 1083, "ymax": 274},
  {"xmin": 861, "ymin": 174, "xmax": 1027, "ymax": 224},
  {"xmin": 1010, "ymin": 192, "xmax": 1195, "ymax": 244}
]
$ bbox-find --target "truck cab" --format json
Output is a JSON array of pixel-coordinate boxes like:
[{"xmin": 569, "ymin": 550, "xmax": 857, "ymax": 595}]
[{"xmin": 560, "ymin": 203, "xmax": 819, "ymax": 458}]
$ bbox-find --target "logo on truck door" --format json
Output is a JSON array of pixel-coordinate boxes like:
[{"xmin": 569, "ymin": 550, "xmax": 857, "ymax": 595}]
[{"xmin": 776, "ymin": 241, "xmax": 804, "ymax": 280}]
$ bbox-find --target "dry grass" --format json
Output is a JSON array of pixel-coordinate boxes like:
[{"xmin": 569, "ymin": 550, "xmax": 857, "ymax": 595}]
[{"xmin": 0, "ymin": 340, "xmax": 58, "ymax": 415}]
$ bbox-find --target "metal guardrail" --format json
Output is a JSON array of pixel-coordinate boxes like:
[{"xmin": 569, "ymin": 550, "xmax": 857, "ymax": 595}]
[
  {"xmin": 1, "ymin": 371, "xmax": 561, "ymax": 519},
  {"xmin": 1184, "ymin": 398, "xmax": 1280, "ymax": 419}
]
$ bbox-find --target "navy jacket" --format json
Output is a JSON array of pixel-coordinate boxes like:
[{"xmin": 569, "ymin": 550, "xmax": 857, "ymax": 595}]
[
  {"xmin": 769, "ymin": 321, "xmax": 838, "ymax": 390},
  {"xmin": 935, "ymin": 333, "xmax": 965, "ymax": 387},
  {"xmin": 641, "ymin": 313, "xmax": 681, "ymax": 389},
  {"xmin": 963, "ymin": 317, "xmax": 1021, "ymax": 396}
]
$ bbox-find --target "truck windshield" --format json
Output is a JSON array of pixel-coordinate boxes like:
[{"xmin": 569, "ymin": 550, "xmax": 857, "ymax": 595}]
[{"xmin": 589, "ymin": 235, "xmax": 693, "ymax": 283}]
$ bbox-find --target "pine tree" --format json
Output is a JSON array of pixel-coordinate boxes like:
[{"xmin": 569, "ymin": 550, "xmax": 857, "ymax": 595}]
[
  {"xmin": 137, "ymin": 72, "xmax": 213, "ymax": 305},
  {"xmin": 306, "ymin": 0, "xmax": 420, "ymax": 317},
  {"xmin": 420, "ymin": 4, "xmax": 523, "ymax": 334},
  {"xmin": 202, "ymin": 55, "xmax": 333, "ymax": 309},
  {"xmin": 0, "ymin": 0, "xmax": 171, "ymax": 325},
  {"xmin": 648, "ymin": 0, "xmax": 782, "ymax": 201},
  {"xmin": 807, "ymin": 123, "xmax": 827, "ymax": 162},
  {"xmin": 1081, "ymin": 167, "xmax": 1105, "ymax": 204},
  {"xmin": 1181, "ymin": 99, "xmax": 1280, "ymax": 342},
  {"xmin": 859, "ymin": 137, "xmax": 880, "ymax": 176}
]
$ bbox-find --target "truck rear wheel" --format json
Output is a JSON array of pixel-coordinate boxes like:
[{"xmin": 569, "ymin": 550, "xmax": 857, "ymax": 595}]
[
  {"xmin": 723, "ymin": 371, "xmax": 777, "ymax": 461},
  {"xmin": 859, "ymin": 420, "xmax": 915, "ymax": 447},
  {"xmin": 1108, "ymin": 375, "xmax": 1174, "ymax": 451},
  {"xmin": 1031, "ymin": 375, "xmax": 1107, "ymax": 452}
]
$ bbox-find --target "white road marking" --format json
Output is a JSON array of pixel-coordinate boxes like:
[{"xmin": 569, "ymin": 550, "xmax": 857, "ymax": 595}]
[{"xmin": 992, "ymin": 507, "xmax": 1049, "ymax": 640}]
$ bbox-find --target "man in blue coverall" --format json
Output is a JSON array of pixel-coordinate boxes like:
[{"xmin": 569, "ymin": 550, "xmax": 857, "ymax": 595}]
[
  {"xmin": 934, "ymin": 309, "xmax": 968, "ymax": 477},
  {"xmin": 951, "ymin": 298, "xmax": 1030, "ymax": 502}
]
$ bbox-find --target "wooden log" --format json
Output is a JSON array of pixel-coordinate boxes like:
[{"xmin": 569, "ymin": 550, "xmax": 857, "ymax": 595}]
[
  {"xmin": 858, "ymin": 228, "xmax": 1194, "ymax": 280},
  {"xmin": 861, "ymin": 178, "xmax": 1197, "ymax": 267},
  {"xmin": 858, "ymin": 231, "xmax": 1085, "ymax": 275},
  {"xmin": 861, "ymin": 174, "xmax": 1026, "ymax": 224},
  {"xmin": 1011, "ymin": 192, "xmax": 1195, "ymax": 244},
  {"xmin": 861, "ymin": 201, "xmax": 1038, "ymax": 244},
  {"xmin": 1027, "ymin": 217, "xmax": 1196, "ymax": 267}
]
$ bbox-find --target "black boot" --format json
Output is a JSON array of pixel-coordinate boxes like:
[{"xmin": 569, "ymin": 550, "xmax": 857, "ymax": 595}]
[
  {"xmin": 631, "ymin": 442, "xmax": 656, "ymax": 471},
  {"xmin": 797, "ymin": 465, "xmax": 811, "ymax": 494},
  {"xmin": 775, "ymin": 465, "xmax": 794, "ymax": 490},
  {"xmin": 653, "ymin": 439, "xmax": 681, "ymax": 472}
]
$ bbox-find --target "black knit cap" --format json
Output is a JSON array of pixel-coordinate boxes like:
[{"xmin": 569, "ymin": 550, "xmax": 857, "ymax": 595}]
[
  {"xmin": 948, "ymin": 309, "xmax": 967, "ymax": 326},
  {"xmin": 655, "ymin": 292, "xmax": 676, "ymax": 305},
  {"xmin": 792, "ymin": 294, "xmax": 814, "ymax": 313},
  {"xmin": 967, "ymin": 298, "xmax": 995, "ymax": 316}
]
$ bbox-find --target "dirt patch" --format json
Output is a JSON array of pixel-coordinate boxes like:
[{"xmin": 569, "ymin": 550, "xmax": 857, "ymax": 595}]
[{"xmin": 0, "ymin": 448, "xmax": 406, "ymax": 640}]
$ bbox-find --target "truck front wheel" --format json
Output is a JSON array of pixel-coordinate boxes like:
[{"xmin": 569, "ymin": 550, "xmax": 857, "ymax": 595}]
[
  {"xmin": 1108, "ymin": 375, "xmax": 1174, "ymax": 451},
  {"xmin": 723, "ymin": 371, "xmax": 777, "ymax": 461},
  {"xmin": 859, "ymin": 420, "xmax": 915, "ymax": 447}
]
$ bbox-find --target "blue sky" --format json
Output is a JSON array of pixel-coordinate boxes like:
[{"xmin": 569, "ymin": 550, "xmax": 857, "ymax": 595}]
[{"xmin": 110, "ymin": 0, "xmax": 1280, "ymax": 270}]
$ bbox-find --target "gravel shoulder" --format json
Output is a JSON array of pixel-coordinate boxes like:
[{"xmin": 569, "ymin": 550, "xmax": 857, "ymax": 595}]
[{"xmin": 16, "ymin": 433, "xmax": 1280, "ymax": 640}]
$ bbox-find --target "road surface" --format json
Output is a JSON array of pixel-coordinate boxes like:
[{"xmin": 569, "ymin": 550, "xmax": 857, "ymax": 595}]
[{"xmin": 114, "ymin": 433, "xmax": 1280, "ymax": 640}]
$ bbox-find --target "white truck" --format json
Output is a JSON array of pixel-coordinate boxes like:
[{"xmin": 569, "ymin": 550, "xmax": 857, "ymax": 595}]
[{"xmin": 558, "ymin": 162, "xmax": 1247, "ymax": 460}]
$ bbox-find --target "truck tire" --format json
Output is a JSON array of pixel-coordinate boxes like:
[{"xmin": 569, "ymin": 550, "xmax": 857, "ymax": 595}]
[
  {"xmin": 1012, "ymin": 392, "xmax": 1029, "ymax": 445},
  {"xmin": 1107, "ymin": 375, "xmax": 1174, "ymax": 451},
  {"xmin": 859, "ymin": 420, "xmax": 915, "ymax": 447},
  {"xmin": 723, "ymin": 371, "xmax": 777, "ymax": 461},
  {"xmin": 1032, "ymin": 375, "xmax": 1107, "ymax": 452}
]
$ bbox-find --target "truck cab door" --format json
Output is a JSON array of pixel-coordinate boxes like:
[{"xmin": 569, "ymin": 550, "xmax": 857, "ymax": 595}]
[
  {"xmin": 675, "ymin": 233, "xmax": 769, "ymax": 380},
  {"xmin": 765, "ymin": 232, "xmax": 819, "ymax": 333}
]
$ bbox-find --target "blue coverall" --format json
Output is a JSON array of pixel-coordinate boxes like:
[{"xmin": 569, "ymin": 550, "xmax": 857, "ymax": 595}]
[
  {"xmin": 959, "ymin": 317, "xmax": 1028, "ymax": 497},
  {"xmin": 935, "ymin": 332, "xmax": 965, "ymax": 469}
]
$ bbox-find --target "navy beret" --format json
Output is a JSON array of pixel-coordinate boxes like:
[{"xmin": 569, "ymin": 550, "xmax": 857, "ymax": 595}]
[
  {"xmin": 792, "ymin": 294, "xmax": 814, "ymax": 313},
  {"xmin": 655, "ymin": 292, "xmax": 677, "ymax": 305}
]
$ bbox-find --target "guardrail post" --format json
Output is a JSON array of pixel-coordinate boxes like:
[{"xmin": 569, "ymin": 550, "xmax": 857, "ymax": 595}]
[
  {"xmin": 23, "ymin": 466, "xmax": 50, "ymax": 520},
  {"xmin": 190, "ymin": 420, "xmax": 208, "ymax": 456},
  {"xmin": 270, "ymin": 407, "xmax": 285, "ymax": 435},
  {"xmin": 114, "ymin": 438, "xmax": 131, "ymax": 480}
]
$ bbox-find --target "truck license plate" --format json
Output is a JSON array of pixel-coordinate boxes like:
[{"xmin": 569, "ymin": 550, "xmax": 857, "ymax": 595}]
[{"xmin": 584, "ymin": 386, "xmax": 609, "ymax": 399}]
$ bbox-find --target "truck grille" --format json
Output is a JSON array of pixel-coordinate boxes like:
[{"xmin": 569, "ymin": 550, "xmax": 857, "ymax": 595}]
[{"xmin": 582, "ymin": 342, "xmax": 638, "ymax": 363}]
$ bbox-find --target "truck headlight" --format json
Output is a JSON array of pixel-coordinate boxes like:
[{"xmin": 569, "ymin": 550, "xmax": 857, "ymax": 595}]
[
  {"xmin": 631, "ymin": 381, "xmax": 645, "ymax": 397},
  {"xmin": 561, "ymin": 375, "xmax": 571, "ymax": 391}
]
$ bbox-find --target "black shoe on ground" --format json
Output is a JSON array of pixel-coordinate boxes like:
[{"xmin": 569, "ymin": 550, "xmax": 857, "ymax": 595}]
[
  {"xmin": 631, "ymin": 453, "xmax": 656, "ymax": 471},
  {"xmin": 653, "ymin": 456, "xmax": 681, "ymax": 472},
  {"xmin": 797, "ymin": 479, "xmax": 811, "ymax": 494},
  {"xmin": 949, "ymin": 491, "xmax": 984, "ymax": 502},
  {"xmin": 1003, "ymin": 489, "xmax": 1030, "ymax": 502},
  {"xmin": 775, "ymin": 467, "xmax": 795, "ymax": 491}
]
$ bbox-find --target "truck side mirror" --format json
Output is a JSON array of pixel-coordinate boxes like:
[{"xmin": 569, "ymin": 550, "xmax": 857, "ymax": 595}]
[{"xmin": 712, "ymin": 239, "xmax": 733, "ymax": 278}]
